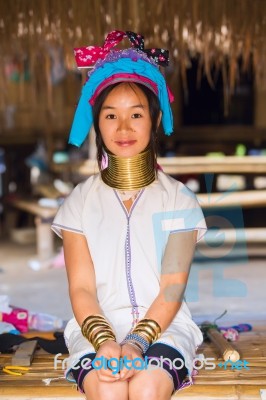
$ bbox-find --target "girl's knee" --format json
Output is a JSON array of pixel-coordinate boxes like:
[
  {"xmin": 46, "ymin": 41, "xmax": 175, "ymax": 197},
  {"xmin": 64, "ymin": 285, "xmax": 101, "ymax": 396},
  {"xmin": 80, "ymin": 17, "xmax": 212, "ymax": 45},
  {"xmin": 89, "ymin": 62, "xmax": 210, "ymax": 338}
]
[
  {"xmin": 130, "ymin": 383, "xmax": 157, "ymax": 400},
  {"xmin": 129, "ymin": 373, "xmax": 173, "ymax": 400},
  {"xmin": 83, "ymin": 375, "xmax": 128, "ymax": 400},
  {"xmin": 97, "ymin": 385, "xmax": 128, "ymax": 400}
]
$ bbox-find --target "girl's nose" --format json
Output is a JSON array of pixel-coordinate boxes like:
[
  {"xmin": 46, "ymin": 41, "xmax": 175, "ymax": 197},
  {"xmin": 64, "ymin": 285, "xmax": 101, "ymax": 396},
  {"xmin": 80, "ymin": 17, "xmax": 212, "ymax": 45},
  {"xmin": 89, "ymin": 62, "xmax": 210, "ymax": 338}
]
[{"xmin": 117, "ymin": 118, "xmax": 132, "ymax": 133}]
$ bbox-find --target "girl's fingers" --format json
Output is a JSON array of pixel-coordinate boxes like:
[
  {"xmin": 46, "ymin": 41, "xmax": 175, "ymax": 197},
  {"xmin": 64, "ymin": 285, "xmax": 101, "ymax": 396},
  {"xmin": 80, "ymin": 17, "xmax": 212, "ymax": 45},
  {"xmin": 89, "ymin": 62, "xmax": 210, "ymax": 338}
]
[
  {"xmin": 120, "ymin": 369, "xmax": 134, "ymax": 380},
  {"xmin": 97, "ymin": 369, "xmax": 120, "ymax": 381}
]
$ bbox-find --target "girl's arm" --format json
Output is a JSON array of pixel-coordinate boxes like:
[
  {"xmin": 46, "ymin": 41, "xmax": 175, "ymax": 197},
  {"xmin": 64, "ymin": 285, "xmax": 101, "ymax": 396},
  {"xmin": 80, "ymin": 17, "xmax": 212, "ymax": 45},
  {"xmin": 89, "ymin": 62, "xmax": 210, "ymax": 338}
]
[
  {"xmin": 62, "ymin": 229, "xmax": 122, "ymax": 381},
  {"xmin": 62, "ymin": 230, "xmax": 102, "ymax": 324},
  {"xmin": 120, "ymin": 230, "xmax": 197, "ymax": 380},
  {"xmin": 144, "ymin": 230, "xmax": 197, "ymax": 332}
]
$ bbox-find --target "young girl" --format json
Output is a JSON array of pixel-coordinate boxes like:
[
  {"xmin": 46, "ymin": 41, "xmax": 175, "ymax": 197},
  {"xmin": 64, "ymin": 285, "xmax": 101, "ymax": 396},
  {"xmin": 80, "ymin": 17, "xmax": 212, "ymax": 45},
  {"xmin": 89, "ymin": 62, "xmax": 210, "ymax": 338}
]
[{"xmin": 52, "ymin": 30, "xmax": 207, "ymax": 400}]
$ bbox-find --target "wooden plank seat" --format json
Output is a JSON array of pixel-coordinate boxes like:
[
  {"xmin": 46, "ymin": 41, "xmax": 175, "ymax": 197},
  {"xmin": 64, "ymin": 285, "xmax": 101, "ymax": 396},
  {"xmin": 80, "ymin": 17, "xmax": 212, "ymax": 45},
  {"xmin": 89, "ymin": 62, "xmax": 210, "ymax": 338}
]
[
  {"xmin": 1, "ymin": 326, "xmax": 265, "ymax": 399},
  {"xmin": 7, "ymin": 199, "xmax": 58, "ymax": 261},
  {"xmin": 198, "ymin": 227, "xmax": 266, "ymax": 244},
  {"xmin": 52, "ymin": 156, "xmax": 266, "ymax": 210},
  {"xmin": 157, "ymin": 155, "xmax": 266, "ymax": 175},
  {"xmin": 197, "ymin": 190, "xmax": 266, "ymax": 209},
  {"xmin": 51, "ymin": 156, "xmax": 266, "ymax": 176},
  {"xmin": 7, "ymin": 200, "xmax": 58, "ymax": 220},
  {"xmin": 8, "ymin": 189, "xmax": 266, "ymax": 260},
  {"xmin": 7, "ymin": 156, "xmax": 266, "ymax": 259}
]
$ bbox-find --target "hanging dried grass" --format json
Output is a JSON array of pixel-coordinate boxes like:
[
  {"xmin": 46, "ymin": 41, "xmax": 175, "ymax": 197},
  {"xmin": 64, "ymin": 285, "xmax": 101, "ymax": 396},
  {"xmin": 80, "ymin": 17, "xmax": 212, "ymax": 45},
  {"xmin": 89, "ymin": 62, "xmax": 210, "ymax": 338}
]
[{"xmin": 1, "ymin": 0, "xmax": 266, "ymax": 114}]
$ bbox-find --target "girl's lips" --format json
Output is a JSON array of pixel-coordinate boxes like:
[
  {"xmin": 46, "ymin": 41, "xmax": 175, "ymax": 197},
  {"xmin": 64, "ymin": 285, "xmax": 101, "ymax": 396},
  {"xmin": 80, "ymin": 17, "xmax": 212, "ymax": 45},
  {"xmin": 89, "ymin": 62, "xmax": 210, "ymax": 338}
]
[{"xmin": 115, "ymin": 140, "xmax": 137, "ymax": 147}]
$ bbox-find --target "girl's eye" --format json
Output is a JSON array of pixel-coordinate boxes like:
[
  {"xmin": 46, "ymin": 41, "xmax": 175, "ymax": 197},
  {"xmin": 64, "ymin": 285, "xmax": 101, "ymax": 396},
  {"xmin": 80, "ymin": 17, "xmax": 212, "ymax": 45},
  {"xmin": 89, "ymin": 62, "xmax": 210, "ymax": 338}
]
[
  {"xmin": 132, "ymin": 113, "xmax": 142, "ymax": 119},
  {"xmin": 106, "ymin": 114, "xmax": 116, "ymax": 119}
]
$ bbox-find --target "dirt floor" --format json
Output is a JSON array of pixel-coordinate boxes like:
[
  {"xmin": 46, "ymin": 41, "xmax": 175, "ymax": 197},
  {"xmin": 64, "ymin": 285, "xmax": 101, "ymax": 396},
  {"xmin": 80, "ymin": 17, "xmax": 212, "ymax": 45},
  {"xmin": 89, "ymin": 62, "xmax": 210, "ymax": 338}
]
[{"xmin": 0, "ymin": 239, "xmax": 72, "ymax": 322}]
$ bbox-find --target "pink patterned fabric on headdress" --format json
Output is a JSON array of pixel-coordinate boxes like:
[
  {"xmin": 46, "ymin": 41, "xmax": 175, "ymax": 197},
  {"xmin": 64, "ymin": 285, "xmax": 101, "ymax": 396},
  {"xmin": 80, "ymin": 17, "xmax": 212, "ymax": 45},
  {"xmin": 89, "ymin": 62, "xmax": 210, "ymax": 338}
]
[
  {"xmin": 74, "ymin": 31, "xmax": 126, "ymax": 68},
  {"xmin": 74, "ymin": 30, "xmax": 169, "ymax": 68}
]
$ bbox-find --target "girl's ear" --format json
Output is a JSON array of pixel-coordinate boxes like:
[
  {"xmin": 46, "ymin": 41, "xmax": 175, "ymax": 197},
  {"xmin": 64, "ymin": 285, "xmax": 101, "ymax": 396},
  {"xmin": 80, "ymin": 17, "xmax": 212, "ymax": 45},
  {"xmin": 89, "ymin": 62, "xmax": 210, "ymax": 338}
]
[{"xmin": 157, "ymin": 111, "xmax": 162, "ymax": 129}]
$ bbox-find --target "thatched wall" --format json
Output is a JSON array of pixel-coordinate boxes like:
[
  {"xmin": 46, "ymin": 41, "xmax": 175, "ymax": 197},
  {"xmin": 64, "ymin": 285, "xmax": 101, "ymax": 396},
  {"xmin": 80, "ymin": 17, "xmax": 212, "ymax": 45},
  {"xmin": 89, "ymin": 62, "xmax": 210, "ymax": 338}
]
[{"xmin": 1, "ymin": 0, "xmax": 266, "ymax": 144}]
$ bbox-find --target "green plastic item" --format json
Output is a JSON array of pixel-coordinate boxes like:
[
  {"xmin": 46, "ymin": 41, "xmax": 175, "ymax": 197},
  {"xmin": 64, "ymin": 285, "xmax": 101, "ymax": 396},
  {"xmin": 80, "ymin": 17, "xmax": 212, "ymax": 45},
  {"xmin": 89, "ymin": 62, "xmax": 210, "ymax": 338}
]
[
  {"xmin": 206, "ymin": 152, "xmax": 225, "ymax": 158},
  {"xmin": 235, "ymin": 144, "xmax": 246, "ymax": 156}
]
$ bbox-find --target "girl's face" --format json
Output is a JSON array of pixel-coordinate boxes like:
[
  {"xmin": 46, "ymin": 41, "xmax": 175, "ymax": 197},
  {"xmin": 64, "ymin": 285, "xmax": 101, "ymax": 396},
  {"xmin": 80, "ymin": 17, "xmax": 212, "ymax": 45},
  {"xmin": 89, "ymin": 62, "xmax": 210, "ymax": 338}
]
[{"xmin": 99, "ymin": 83, "xmax": 152, "ymax": 158}]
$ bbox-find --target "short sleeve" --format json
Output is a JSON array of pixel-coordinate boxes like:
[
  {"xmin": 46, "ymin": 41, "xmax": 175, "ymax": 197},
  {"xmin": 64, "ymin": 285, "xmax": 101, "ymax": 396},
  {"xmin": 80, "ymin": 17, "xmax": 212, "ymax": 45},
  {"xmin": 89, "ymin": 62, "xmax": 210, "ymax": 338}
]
[
  {"xmin": 167, "ymin": 183, "xmax": 207, "ymax": 243},
  {"xmin": 51, "ymin": 183, "xmax": 84, "ymax": 239}
]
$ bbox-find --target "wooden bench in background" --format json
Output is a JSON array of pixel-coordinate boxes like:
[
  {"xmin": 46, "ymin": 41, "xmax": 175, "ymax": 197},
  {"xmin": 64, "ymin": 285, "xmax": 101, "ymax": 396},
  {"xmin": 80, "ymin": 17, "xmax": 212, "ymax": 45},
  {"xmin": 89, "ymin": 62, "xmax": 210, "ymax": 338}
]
[
  {"xmin": 51, "ymin": 155, "xmax": 266, "ymax": 175},
  {"xmin": 6, "ymin": 155, "xmax": 266, "ymax": 260},
  {"xmin": 8, "ymin": 199, "xmax": 58, "ymax": 261},
  {"xmin": 8, "ymin": 191, "xmax": 266, "ymax": 261}
]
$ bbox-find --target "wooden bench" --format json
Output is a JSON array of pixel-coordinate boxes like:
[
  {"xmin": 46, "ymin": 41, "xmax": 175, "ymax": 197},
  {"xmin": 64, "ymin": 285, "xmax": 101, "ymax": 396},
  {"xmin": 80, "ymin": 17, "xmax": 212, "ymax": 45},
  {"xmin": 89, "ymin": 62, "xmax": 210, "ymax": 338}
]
[
  {"xmin": 7, "ymin": 199, "xmax": 58, "ymax": 262},
  {"xmin": 52, "ymin": 155, "xmax": 266, "ymax": 209},
  {"xmin": 1, "ymin": 326, "xmax": 265, "ymax": 399},
  {"xmin": 52, "ymin": 155, "xmax": 266, "ymax": 176},
  {"xmin": 157, "ymin": 155, "xmax": 266, "ymax": 175},
  {"xmin": 7, "ymin": 155, "xmax": 266, "ymax": 257},
  {"xmin": 8, "ymin": 189, "xmax": 266, "ymax": 259}
]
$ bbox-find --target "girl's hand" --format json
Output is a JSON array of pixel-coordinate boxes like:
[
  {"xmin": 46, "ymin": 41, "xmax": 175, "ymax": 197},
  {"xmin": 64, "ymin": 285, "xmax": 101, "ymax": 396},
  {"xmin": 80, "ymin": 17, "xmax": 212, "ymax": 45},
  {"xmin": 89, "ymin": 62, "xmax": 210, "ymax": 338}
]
[
  {"xmin": 94, "ymin": 340, "xmax": 122, "ymax": 382},
  {"xmin": 119, "ymin": 343, "xmax": 143, "ymax": 381}
]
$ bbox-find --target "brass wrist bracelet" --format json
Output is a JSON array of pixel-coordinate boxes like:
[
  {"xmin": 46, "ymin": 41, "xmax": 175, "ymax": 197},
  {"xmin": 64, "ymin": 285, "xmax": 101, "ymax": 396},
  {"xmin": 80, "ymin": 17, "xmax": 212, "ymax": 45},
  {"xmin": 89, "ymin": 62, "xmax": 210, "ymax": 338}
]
[
  {"xmin": 84, "ymin": 321, "xmax": 110, "ymax": 339},
  {"xmin": 94, "ymin": 336, "xmax": 116, "ymax": 351},
  {"xmin": 81, "ymin": 314, "xmax": 106, "ymax": 336},
  {"xmin": 81, "ymin": 314, "xmax": 116, "ymax": 351},
  {"xmin": 136, "ymin": 322, "xmax": 157, "ymax": 337},
  {"xmin": 132, "ymin": 318, "xmax": 161, "ymax": 343}
]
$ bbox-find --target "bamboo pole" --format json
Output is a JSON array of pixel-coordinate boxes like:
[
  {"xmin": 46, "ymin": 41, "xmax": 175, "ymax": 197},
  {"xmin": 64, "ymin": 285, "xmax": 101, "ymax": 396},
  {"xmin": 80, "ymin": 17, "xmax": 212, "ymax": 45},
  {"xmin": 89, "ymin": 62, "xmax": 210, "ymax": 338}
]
[{"xmin": 206, "ymin": 328, "xmax": 240, "ymax": 362}]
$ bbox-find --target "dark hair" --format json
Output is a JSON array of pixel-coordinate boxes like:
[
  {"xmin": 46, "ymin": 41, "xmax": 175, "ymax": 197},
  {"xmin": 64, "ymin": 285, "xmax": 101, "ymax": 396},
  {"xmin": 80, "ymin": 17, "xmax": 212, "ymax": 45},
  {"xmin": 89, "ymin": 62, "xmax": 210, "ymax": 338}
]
[{"xmin": 92, "ymin": 82, "xmax": 161, "ymax": 170}]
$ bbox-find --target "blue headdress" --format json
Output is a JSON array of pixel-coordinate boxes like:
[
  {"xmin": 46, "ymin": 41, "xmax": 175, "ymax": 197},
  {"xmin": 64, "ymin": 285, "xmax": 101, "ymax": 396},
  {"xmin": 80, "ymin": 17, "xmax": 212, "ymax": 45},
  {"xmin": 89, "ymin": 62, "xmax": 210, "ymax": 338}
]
[{"xmin": 69, "ymin": 30, "xmax": 174, "ymax": 147}]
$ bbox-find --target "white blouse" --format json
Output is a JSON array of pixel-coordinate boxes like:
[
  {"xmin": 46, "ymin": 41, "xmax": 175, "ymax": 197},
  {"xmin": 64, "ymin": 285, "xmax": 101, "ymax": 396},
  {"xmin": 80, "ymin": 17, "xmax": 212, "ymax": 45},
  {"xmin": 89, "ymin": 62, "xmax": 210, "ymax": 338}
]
[{"xmin": 52, "ymin": 170, "xmax": 207, "ymax": 380}]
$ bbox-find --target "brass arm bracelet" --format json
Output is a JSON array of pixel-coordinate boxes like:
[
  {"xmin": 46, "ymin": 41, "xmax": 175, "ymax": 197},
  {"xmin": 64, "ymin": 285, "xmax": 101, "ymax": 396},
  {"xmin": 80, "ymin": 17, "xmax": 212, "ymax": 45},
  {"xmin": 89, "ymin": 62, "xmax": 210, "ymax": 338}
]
[
  {"xmin": 86, "ymin": 323, "xmax": 111, "ymax": 342},
  {"xmin": 132, "ymin": 318, "xmax": 161, "ymax": 343},
  {"xmin": 94, "ymin": 336, "xmax": 116, "ymax": 351},
  {"xmin": 93, "ymin": 330, "xmax": 115, "ymax": 343},
  {"xmin": 81, "ymin": 315, "xmax": 116, "ymax": 350},
  {"xmin": 81, "ymin": 314, "xmax": 106, "ymax": 335},
  {"xmin": 134, "ymin": 323, "xmax": 157, "ymax": 337},
  {"xmin": 83, "ymin": 321, "xmax": 110, "ymax": 340},
  {"xmin": 140, "ymin": 318, "xmax": 161, "ymax": 332}
]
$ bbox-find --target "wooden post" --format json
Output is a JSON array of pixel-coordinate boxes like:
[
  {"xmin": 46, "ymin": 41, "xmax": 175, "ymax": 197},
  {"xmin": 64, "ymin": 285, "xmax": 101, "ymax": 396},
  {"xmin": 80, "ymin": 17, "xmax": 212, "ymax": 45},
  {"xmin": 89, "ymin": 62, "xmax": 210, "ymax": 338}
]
[{"xmin": 35, "ymin": 216, "xmax": 54, "ymax": 260}]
